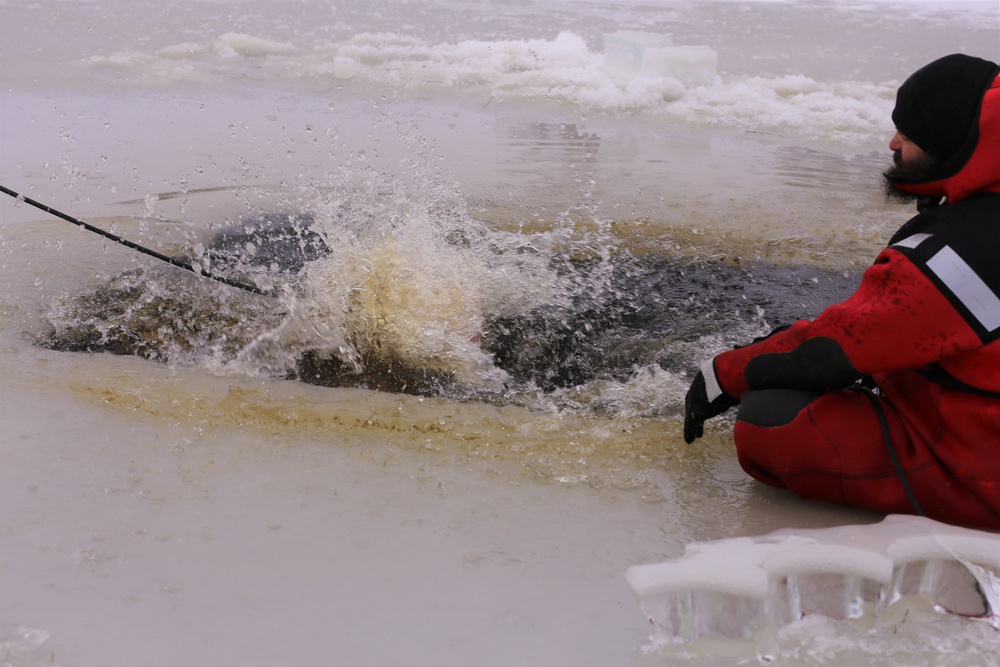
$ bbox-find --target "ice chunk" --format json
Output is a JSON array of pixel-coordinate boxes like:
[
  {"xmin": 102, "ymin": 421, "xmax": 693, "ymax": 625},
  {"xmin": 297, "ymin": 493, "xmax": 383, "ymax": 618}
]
[
  {"xmin": 626, "ymin": 515, "xmax": 1000, "ymax": 659},
  {"xmin": 602, "ymin": 32, "xmax": 673, "ymax": 74},
  {"xmin": 602, "ymin": 32, "xmax": 717, "ymax": 87},
  {"xmin": 214, "ymin": 33, "xmax": 299, "ymax": 58}
]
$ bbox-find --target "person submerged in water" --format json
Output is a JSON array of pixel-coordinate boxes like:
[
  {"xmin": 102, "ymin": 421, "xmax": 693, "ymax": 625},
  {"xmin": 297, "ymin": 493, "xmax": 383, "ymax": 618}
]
[{"xmin": 683, "ymin": 53, "xmax": 1000, "ymax": 530}]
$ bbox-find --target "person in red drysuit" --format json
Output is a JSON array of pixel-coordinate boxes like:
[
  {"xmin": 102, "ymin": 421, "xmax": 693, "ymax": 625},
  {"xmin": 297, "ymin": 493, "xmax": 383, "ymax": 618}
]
[{"xmin": 683, "ymin": 54, "xmax": 1000, "ymax": 530}]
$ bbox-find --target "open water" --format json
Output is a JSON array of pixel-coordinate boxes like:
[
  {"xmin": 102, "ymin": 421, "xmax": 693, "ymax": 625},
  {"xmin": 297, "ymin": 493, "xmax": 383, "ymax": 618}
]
[{"xmin": 1, "ymin": 1, "xmax": 998, "ymax": 665}]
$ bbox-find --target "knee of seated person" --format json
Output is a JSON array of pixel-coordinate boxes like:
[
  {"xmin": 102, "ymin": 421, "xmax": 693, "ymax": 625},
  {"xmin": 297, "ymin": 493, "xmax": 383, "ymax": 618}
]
[{"xmin": 737, "ymin": 388, "xmax": 822, "ymax": 428}]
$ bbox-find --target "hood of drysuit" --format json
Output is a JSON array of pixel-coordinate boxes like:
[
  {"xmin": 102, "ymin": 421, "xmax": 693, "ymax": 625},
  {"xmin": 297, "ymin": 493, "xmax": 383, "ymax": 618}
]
[{"xmin": 888, "ymin": 55, "xmax": 1000, "ymax": 204}]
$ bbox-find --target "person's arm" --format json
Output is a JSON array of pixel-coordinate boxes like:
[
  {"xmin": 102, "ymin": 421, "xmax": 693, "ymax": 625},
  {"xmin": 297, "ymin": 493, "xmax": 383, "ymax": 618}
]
[{"xmin": 683, "ymin": 246, "xmax": 982, "ymax": 443}]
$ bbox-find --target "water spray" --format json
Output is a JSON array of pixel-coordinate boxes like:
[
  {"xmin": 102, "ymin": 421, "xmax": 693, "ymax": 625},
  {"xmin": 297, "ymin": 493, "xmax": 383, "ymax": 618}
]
[{"xmin": 0, "ymin": 185, "xmax": 267, "ymax": 296}]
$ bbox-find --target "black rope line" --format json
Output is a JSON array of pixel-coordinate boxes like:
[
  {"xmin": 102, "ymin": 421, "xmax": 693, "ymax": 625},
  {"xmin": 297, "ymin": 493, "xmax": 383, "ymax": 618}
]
[
  {"xmin": 857, "ymin": 386, "xmax": 926, "ymax": 516},
  {"xmin": 0, "ymin": 185, "xmax": 267, "ymax": 296}
]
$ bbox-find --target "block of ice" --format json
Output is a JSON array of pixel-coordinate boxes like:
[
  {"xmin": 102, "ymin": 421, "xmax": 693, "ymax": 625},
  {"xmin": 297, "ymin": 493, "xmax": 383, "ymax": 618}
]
[
  {"xmin": 602, "ymin": 32, "xmax": 717, "ymax": 87},
  {"xmin": 602, "ymin": 32, "xmax": 673, "ymax": 73},
  {"xmin": 626, "ymin": 515, "xmax": 1000, "ymax": 659}
]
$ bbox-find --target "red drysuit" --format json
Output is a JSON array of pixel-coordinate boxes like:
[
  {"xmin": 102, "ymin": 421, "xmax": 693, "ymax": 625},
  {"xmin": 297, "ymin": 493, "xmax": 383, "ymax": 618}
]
[{"xmin": 702, "ymin": 66, "xmax": 1000, "ymax": 529}]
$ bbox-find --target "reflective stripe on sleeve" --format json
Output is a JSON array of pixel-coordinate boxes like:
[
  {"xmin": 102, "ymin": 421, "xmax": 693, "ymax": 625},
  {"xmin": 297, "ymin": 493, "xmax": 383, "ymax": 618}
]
[
  {"xmin": 892, "ymin": 232, "xmax": 933, "ymax": 249},
  {"xmin": 701, "ymin": 358, "xmax": 723, "ymax": 402},
  {"xmin": 926, "ymin": 245, "xmax": 1000, "ymax": 332}
]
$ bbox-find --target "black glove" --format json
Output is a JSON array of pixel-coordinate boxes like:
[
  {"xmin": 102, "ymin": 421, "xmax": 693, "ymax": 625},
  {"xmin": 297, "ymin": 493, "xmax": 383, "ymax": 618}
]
[{"xmin": 683, "ymin": 371, "xmax": 738, "ymax": 444}]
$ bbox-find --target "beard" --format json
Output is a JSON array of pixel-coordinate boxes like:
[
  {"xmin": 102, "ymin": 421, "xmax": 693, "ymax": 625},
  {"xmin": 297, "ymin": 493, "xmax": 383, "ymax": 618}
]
[{"xmin": 883, "ymin": 150, "xmax": 938, "ymax": 203}]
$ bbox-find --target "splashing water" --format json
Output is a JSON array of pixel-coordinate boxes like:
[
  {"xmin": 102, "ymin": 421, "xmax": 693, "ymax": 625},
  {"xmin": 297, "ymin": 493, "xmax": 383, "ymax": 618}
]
[
  {"xmin": 214, "ymin": 144, "xmax": 593, "ymax": 397},
  {"xmin": 265, "ymin": 163, "xmax": 559, "ymax": 391},
  {"xmin": 40, "ymin": 132, "xmax": 861, "ymax": 415}
]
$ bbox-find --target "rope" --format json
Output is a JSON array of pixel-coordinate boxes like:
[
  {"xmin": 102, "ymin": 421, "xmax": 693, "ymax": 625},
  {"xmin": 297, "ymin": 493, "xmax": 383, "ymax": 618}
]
[
  {"xmin": 0, "ymin": 185, "xmax": 268, "ymax": 296},
  {"xmin": 857, "ymin": 386, "xmax": 926, "ymax": 516}
]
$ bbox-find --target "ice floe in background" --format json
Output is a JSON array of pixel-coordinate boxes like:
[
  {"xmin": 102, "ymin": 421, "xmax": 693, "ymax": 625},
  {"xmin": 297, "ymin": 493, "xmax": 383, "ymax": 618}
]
[
  {"xmin": 626, "ymin": 515, "xmax": 1000, "ymax": 661},
  {"xmin": 85, "ymin": 30, "xmax": 895, "ymax": 147}
]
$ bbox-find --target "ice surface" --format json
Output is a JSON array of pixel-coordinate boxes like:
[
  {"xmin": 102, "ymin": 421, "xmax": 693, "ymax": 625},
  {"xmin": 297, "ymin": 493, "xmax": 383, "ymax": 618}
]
[
  {"xmin": 0, "ymin": 627, "xmax": 51, "ymax": 666},
  {"xmin": 626, "ymin": 515, "xmax": 1000, "ymax": 659},
  {"xmin": 3, "ymin": 2, "xmax": 999, "ymax": 666}
]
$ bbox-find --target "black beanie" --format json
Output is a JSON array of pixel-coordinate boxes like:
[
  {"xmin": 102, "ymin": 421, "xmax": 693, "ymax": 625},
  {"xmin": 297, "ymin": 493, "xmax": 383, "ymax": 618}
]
[{"xmin": 892, "ymin": 54, "xmax": 998, "ymax": 161}]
